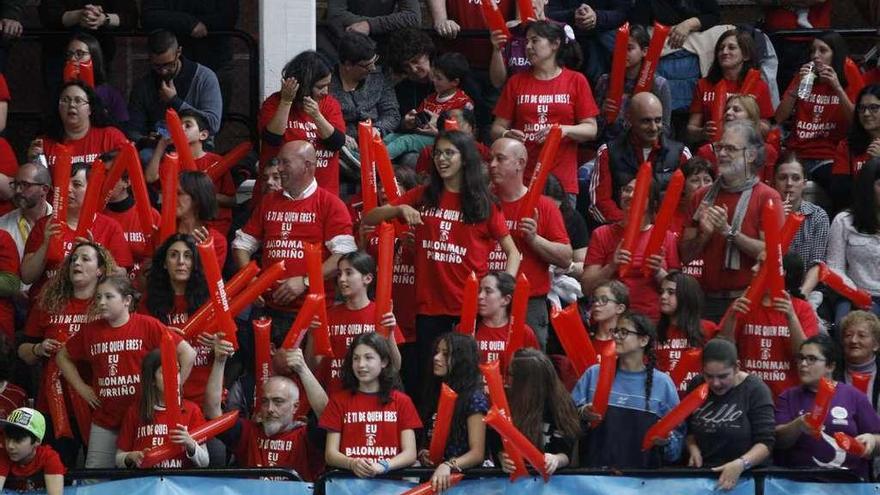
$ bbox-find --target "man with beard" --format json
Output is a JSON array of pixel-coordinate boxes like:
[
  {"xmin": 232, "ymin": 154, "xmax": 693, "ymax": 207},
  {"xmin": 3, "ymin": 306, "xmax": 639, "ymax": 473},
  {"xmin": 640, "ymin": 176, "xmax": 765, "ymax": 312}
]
[
  {"xmin": 126, "ymin": 29, "xmax": 222, "ymax": 144},
  {"xmin": 205, "ymin": 336, "xmax": 328, "ymax": 479},
  {"xmin": 0, "ymin": 163, "xmax": 51, "ymax": 258}
]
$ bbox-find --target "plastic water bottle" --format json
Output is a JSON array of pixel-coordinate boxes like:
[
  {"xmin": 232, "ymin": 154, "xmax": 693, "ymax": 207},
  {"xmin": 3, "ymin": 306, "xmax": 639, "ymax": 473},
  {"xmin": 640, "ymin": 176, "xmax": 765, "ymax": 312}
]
[{"xmin": 797, "ymin": 62, "xmax": 816, "ymax": 99}]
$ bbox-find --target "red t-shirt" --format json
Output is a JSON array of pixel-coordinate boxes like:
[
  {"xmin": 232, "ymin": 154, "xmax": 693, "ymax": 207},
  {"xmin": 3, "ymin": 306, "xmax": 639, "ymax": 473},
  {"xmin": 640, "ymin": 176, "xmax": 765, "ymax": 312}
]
[
  {"xmin": 763, "ymin": 2, "xmax": 831, "ymax": 31},
  {"xmin": 195, "ymin": 152, "xmax": 236, "ymax": 236},
  {"xmin": 831, "ymin": 140, "xmax": 871, "ymax": 177},
  {"xmin": 494, "ymin": 68, "xmax": 599, "ymax": 193},
  {"xmin": 241, "ymin": 187, "xmax": 353, "ymax": 312},
  {"xmin": 319, "ymin": 389, "xmax": 422, "ymax": 462},
  {"xmin": 488, "ymin": 195, "xmax": 569, "ymax": 296},
  {"xmin": 735, "ymin": 298, "xmax": 820, "ymax": 399},
  {"xmin": 0, "ymin": 230, "xmax": 18, "ymax": 339},
  {"xmin": 417, "ymin": 89, "xmax": 473, "ymax": 115},
  {"xmin": 24, "ymin": 213, "xmax": 133, "ymax": 300},
  {"xmin": 103, "ymin": 203, "xmax": 160, "ymax": 279},
  {"xmin": 42, "ymin": 126, "xmax": 128, "ymax": 167},
  {"xmin": 232, "ymin": 419, "xmax": 322, "ymax": 480},
  {"xmin": 474, "ymin": 320, "xmax": 539, "ymax": 370},
  {"xmin": 690, "ymin": 78, "xmax": 774, "ymax": 126},
  {"xmin": 655, "ymin": 320, "xmax": 719, "ymax": 391},
  {"xmin": 585, "ymin": 223, "xmax": 680, "ymax": 321},
  {"xmin": 437, "ymin": 0, "xmax": 514, "ymax": 69},
  {"xmin": 258, "ymin": 93, "xmax": 346, "ymax": 195},
  {"xmin": 0, "ymin": 445, "xmax": 65, "ymax": 491},
  {"xmin": 324, "ymin": 302, "xmax": 404, "ymax": 393},
  {"xmin": 64, "ymin": 313, "xmax": 179, "ymax": 429},
  {"xmin": 117, "ymin": 400, "xmax": 205, "ymax": 468},
  {"xmin": 394, "ymin": 186, "xmax": 510, "ymax": 316},
  {"xmin": 782, "ymin": 79, "xmax": 860, "ymax": 160},
  {"xmin": 0, "ymin": 138, "xmax": 17, "ymax": 216},
  {"xmin": 687, "ymin": 183, "xmax": 782, "ymax": 293}
]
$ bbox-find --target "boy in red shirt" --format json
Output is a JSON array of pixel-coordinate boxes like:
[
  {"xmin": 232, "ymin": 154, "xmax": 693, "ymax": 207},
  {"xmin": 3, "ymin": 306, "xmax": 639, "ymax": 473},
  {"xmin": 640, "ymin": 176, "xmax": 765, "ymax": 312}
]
[
  {"xmin": 0, "ymin": 408, "xmax": 64, "ymax": 494},
  {"xmin": 181, "ymin": 109, "xmax": 236, "ymax": 236}
]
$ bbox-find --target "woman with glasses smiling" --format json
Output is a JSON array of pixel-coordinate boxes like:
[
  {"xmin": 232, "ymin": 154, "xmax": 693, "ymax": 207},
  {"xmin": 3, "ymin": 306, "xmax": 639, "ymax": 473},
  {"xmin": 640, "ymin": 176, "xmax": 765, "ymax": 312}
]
[
  {"xmin": 831, "ymin": 84, "xmax": 880, "ymax": 213},
  {"xmin": 26, "ymin": 81, "xmax": 126, "ymax": 170},
  {"xmin": 775, "ymin": 334, "xmax": 880, "ymax": 479}
]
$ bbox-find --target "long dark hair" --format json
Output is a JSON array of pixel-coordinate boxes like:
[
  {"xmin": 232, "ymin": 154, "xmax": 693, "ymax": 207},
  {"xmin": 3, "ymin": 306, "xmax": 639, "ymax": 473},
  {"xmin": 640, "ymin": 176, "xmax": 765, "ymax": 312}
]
[
  {"xmin": 707, "ymin": 29, "xmax": 759, "ymax": 84},
  {"xmin": 849, "ymin": 158, "xmax": 880, "ymax": 234},
  {"xmin": 525, "ymin": 21, "xmax": 582, "ymax": 70},
  {"xmin": 422, "ymin": 131, "xmax": 494, "ymax": 224},
  {"xmin": 138, "ymin": 349, "xmax": 163, "ymax": 423},
  {"xmin": 618, "ymin": 312, "xmax": 658, "ymax": 409},
  {"xmin": 847, "ymin": 84, "xmax": 880, "ymax": 155},
  {"xmin": 508, "ymin": 348, "xmax": 580, "ymax": 449},
  {"xmin": 656, "ymin": 271, "xmax": 705, "ymax": 348},
  {"xmin": 338, "ymin": 251, "xmax": 376, "ymax": 299},
  {"xmin": 419, "ymin": 333, "xmax": 483, "ymax": 454},
  {"xmin": 146, "ymin": 234, "xmax": 210, "ymax": 322},
  {"xmin": 340, "ymin": 332, "xmax": 401, "ymax": 405},
  {"xmin": 179, "ymin": 171, "xmax": 218, "ymax": 221},
  {"xmin": 68, "ymin": 32, "xmax": 107, "ymax": 85},
  {"xmin": 47, "ymin": 80, "xmax": 114, "ymax": 140},
  {"xmin": 812, "ymin": 31, "xmax": 848, "ymax": 89},
  {"xmin": 281, "ymin": 50, "xmax": 332, "ymax": 105}
]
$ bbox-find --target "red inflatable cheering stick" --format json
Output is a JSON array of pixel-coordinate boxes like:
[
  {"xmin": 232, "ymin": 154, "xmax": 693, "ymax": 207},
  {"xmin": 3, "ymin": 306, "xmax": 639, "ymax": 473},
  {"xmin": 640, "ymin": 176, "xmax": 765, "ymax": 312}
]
[
  {"xmin": 140, "ymin": 411, "xmax": 240, "ymax": 468},
  {"xmin": 428, "ymin": 384, "xmax": 459, "ymax": 465},
  {"xmin": 504, "ymin": 273, "xmax": 531, "ymax": 364},
  {"xmin": 549, "ymin": 303, "xmax": 598, "ymax": 377},
  {"xmin": 74, "ymin": 158, "xmax": 106, "ymax": 239},
  {"xmin": 358, "ymin": 121, "xmax": 377, "ymax": 214},
  {"xmin": 252, "ymin": 317, "xmax": 272, "ymax": 409},
  {"xmin": 457, "ymin": 272, "xmax": 479, "ymax": 336},
  {"xmin": 198, "ymin": 237, "xmax": 238, "ymax": 348},
  {"xmin": 63, "ymin": 58, "xmax": 95, "ymax": 87},
  {"xmin": 479, "ymin": 361, "xmax": 529, "ymax": 480},
  {"xmin": 374, "ymin": 223, "xmax": 395, "ymax": 338},
  {"xmin": 158, "ymin": 152, "xmax": 180, "ymax": 246},
  {"xmin": 634, "ymin": 22, "xmax": 670, "ymax": 94},
  {"xmin": 850, "ymin": 372, "xmax": 871, "ymax": 395},
  {"xmin": 480, "ymin": 0, "xmax": 511, "ymax": 39},
  {"xmin": 835, "ymin": 432, "xmax": 867, "ymax": 457},
  {"xmin": 804, "ymin": 377, "xmax": 836, "ymax": 438},
  {"xmin": 160, "ymin": 331, "xmax": 181, "ymax": 432},
  {"xmin": 818, "ymin": 262, "xmax": 873, "ymax": 309},
  {"xmin": 590, "ymin": 346, "xmax": 618, "ymax": 428},
  {"xmin": 641, "ymin": 169, "xmax": 684, "ymax": 276},
  {"xmin": 305, "ymin": 242, "xmax": 333, "ymax": 357},
  {"xmin": 205, "ymin": 142, "xmax": 253, "ymax": 181},
  {"xmin": 400, "ymin": 474, "xmax": 465, "ymax": 495},
  {"xmin": 165, "ymin": 108, "xmax": 197, "ymax": 172},
  {"xmin": 517, "ymin": 0, "xmax": 537, "ymax": 22},
  {"xmin": 762, "ymin": 199, "xmax": 785, "ymax": 302},
  {"xmin": 605, "ymin": 23, "xmax": 630, "ymax": 122},
  {"xmin": 518, "ymin": 125, "xmax": 562, "ymax": 222},
  {"xmin": 668, "ymin": 348, "xmax": 703, "ymax": 391},
  {"xmin": 739, "ymin": 68, "xmax": 761, "ymax": 95},
  {"xmin": 47, "ymin": 145, "xmax": 72, "ymax": 264},
  {"xmin": 484, "ymin": 406, "xmax": 550, "ymax": 481},
  {"xmin": 281, "ymin": 294, "xmax": 325, "ymax": 350},
  {"xmin": 618, "ymin": 161, "xmax": 652, "ymax": 277},
  {"xmin": 642, "ymin": 383, "xmax": 709, "ymax": 450}
]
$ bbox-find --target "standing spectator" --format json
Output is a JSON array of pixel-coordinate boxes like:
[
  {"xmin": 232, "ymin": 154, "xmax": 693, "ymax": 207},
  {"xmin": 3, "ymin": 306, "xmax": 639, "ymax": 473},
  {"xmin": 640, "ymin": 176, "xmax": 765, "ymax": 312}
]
[
  {"xmin": 64, "ymin": 33, "xmax": 129, "ymax": 124},
  {"xmin": 232, "ymin": 140, "xmax": 356, "ymax": 345},
  {"xmin": 492, "ymin": 21, "xmax": 598, "ymax": 200},
  {"xmin": 127, "ymin": 29, "xmax": 222, "ymax": 144},
  {"xmin": 831, "ymin": 84, "xmax": 880, "ymax": 213},
  {"xmin": 776, "ymin": 32, "xmax": 861, "ymax": 196},
  {"xmin": 773, "ymin": 153, "xmax": 829, "ymax": 266},
  {"xmin": 839, "ymin": 311, "xmax": 880, "ymax": 406},
  {"xmin": 488, "ymin": 137, "xmax": 572, "ymax": 346},
  {"xmin": 259, "ymin": 51, "xmax": 345, "ymax": 195},
  {"xmin": 323, "ymin": 0, "xmax": 421, "ymax": 61},
  {"xmin": 775, "ymin": 334, "xmax": 880, "ymax": 479},
  {"xmin": 0, "ymin": 164, "xmax": 52, "ymax": 258},
  {"xmin": 679, "ymin": 121, "xmax": 781, "ymax": 321},
  {"xmin": 686, "ymin": 339, "xmax": 774, "ymax": 491}
]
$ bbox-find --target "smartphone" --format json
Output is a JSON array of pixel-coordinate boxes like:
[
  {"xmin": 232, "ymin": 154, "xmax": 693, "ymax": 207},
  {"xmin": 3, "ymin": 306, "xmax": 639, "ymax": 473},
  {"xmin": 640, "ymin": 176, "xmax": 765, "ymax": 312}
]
[{"xmin": 156, "ymin": 121, "xmax": 170, "ymax": 139}]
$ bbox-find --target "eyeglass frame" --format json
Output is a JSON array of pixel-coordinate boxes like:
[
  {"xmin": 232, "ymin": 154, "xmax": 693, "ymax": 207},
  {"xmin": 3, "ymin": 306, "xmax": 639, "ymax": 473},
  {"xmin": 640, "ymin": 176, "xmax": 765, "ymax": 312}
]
[{"xmin": 10, "ymin": 180, "xmax": 47, "ymax": 190}]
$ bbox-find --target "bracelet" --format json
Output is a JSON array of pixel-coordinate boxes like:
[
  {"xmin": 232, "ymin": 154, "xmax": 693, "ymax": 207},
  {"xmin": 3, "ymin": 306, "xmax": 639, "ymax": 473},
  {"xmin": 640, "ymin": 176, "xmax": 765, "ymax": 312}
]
[
  {"xmin": 739, "ymin": 456, "xmax": 752, "ymax": 470},
  {"xmin": 280, "ymin": 98, "xmax": 294, "ymax": 105},
  {"xmin": 378, "ymin": 459, "xmax": 390, "ymax": 474},
  {"xmin": 444, "ymin": 458, "xmax": 462, "ymax": 473}
]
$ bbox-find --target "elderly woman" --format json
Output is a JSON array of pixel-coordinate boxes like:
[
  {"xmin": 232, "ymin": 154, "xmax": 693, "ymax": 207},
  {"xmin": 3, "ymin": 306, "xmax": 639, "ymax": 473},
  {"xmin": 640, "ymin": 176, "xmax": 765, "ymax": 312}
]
[{"xmin": 841, "ymin": 311, "xmax": 880, "ymax": 406}]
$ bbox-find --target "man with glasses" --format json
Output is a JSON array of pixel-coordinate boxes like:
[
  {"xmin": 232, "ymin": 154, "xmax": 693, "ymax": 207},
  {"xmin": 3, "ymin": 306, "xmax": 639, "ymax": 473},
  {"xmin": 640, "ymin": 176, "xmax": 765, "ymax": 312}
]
[
  {"xmin": 127, "ymin": 29, "xmax": 222, "ymax": 145},
  {"xmin": 680, "ymin": 120, "xmax": 783, "ymax": 322},
  {"xmin": 0, "ymin": 163, "xmax": 51, "ymax": 258},
  {"xmin": 589, "ymin": 92, "xmax": 690, "ymax": 226}
]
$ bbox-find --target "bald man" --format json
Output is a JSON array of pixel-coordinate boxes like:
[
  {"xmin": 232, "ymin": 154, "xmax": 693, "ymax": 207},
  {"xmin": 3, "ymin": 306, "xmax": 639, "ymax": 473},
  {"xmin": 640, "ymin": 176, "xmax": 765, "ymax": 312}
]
[
  {"xmin": 589, "ymin": 92, "xmax": 691, "ymax": 225},
  {"xmin": 233, "ymin": 140, "xmax": 357, "ymax": 344},
  {"xmin": 488, "ymin": 137, "xmax": 572, "ymax": 349}
]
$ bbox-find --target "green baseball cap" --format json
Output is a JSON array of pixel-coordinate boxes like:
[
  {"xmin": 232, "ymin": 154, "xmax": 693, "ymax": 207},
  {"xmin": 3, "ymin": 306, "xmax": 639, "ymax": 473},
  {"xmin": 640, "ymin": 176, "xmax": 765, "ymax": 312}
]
[{"xmin": 1, "ymin": 408, "xmax": 46, "ymax": 442}]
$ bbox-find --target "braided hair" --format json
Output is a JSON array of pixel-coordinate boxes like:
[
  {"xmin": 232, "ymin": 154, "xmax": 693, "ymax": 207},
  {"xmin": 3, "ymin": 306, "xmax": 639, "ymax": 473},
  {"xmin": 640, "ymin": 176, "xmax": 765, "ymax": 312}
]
[{"xmin": 619, "ymin": 312, "xmax": 658, "ymax": 410}]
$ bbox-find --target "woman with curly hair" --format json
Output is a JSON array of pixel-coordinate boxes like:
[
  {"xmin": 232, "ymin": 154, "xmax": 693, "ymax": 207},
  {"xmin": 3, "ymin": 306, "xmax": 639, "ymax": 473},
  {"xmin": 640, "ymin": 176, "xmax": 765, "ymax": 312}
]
[
  {"xmin": 572, "ymin": 312, "xmax": 683, "ymax": 468},
  {"xmin": 18, "ymin": 241, "xmax": 116, "ymax": 467},
  {"xmin": 418, "ymin": 333, "xmax": 487, "ymax": 493}
]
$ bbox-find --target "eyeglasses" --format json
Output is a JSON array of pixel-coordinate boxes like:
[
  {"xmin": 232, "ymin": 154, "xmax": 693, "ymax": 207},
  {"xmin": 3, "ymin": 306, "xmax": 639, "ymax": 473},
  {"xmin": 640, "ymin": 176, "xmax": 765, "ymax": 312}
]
[
  {"xmin": 714, "ymin": 143, "xmax": 748, "ymax": 155},
  {"xmin": 10, "ymin": 180, "xmax": 45, "ymax": 190},
  {"xmin": 65, "ymin": 49, "xmax": 90, "ymax": 61},
  {"xmin": 151, "ymin": 60, "xmax": 177, "ymax": 72},
  {"xmin": 612, "ymin": 327, "xmax": 640, "ymax": 339},
  {"xmin": 795, "ymin": 354, "xmax": 827, "ymax": 365},
  {"xmin": 432, "ymin": 149, "xmax": 459, "ymax": 160},
  {"xmin": 59, "ymin": 96, "xmax": 89, "ymax": 107},
  {"xmin": 592, "ymin": 296, "xmax": 618, "ymax": 306},
  {"xmin": 856, "ymin": 103, "xmax": 880, "ymax": 115}
]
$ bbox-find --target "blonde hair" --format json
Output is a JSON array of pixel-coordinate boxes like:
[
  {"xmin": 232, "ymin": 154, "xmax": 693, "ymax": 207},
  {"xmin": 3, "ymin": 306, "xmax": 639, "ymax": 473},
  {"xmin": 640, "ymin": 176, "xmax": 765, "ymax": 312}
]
[
  {"xmin": 37, "ymin": 241, "xmax": 117, "ymax": 314},
  {"xmin": 840, "ymin": 310, "xmax": 880, "ymax": 346},
  {"xmin": 726, "ymin": 94, "xmax": 761, "ymax": 129}
]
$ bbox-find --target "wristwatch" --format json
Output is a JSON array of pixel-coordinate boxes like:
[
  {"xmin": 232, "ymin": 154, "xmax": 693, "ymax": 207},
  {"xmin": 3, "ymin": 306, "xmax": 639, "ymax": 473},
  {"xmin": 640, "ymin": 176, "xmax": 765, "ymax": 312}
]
[
  {"xmin": 739, "ymin": 456, "xmax": 752, "ymax": 470},
  {"xmin": 723, "ymin": 226, "xmax": 738, "ymax": 241}
]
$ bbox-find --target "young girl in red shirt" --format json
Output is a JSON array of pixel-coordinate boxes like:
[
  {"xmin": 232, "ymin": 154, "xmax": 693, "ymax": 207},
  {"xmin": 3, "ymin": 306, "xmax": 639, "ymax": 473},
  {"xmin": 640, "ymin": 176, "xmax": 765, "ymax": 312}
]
[
  {"xmin": 116, "ymin": 349, "xmax": 208, "ymax": 469},
  {"xmin": 320, "ymin": 332, "xmax": 421, "ymax": 478}
]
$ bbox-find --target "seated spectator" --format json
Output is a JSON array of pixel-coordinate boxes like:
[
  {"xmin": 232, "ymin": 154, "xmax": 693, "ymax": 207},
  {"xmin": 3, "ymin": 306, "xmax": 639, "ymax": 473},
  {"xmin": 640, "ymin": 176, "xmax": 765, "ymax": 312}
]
[
  {"xmin": 593, "ymin": 24, "xmax": 672, "ymax": 142},
  {"xmin": 141, "ymin": 0, "xmax": 238, "ymax": 73},
  {"xmin": 417, "ymin": 333, "xmax": 487, "ymax": 493},
  {"xmin": 488, "ymin": 137, "xmax": 572, "ymax": 346},
  {"xmin": 671, "ymin": 157, "xmax": 715, "ymax": 280},
  {"xmin": 471, "ymin": 272, "xmax": 540, "ymax": 368},
  {"xmin": 686, "ymin": 339, "xmax": 774, "ymax": 490},
  {"xmin": 127, "ymin": 29, "xmax": 222, "ymax": 144},
  {"xmin": 840, "ymin": 311, "xmax": 880, "ymax": 406},
  {"xmin": 27, "ymin": 81, "xmax": 127, "ymax": 168},
  {"xmin": 0, "ymin": 408, "xmax": 64, "ymax": 495},
  {"xmin": 679, "ymin": 121, "xmax": 781, "ymax": 321},
  {"xmin": 0, "ymin": 163, "xmax": 51, "ymax": 259},
  {"xmin": 775, "ymin": 334, "xmax": 880, "ymax": 479},
  {"xmin": 330, "ymin": 32, "xmax": 400, "ymax": 173},
  {"xmin": 0, "ymin": 347, "xmax": 25, "ymax": 420},
  {"xmin": 831, "ymin": 84, "xmax": 880, "ymax": 213},
  {"xmin": 687, "ymin": 29, "xmax": 773, "ymax": 145},
  {"xmin": 549, "ymin": 0, "xmax": 630, "ymax": 85},
  {"xmin": 720, "ymin": 253, "xmax": 820, "ymax": 399},
  {"xmin": 587, "ymin": 280, "xmax": 629, "ymax": 357},
  {"xmin": 116, "ymin": 349, "xmax": 209, "ymax": 468},
  {"xmin": 825, "ymin": 159, "xmax": 880, "ymax": 321},
  {"xmin": 259, "ymin": 51, "xmax": 345, "ymax": 195},
  {"xmin": 205, "ymin": 336, "xmax": 328, "ymax": 480},
  {"xmin": 103, "ymin": 167, "xmax": 160, "ymax": 280},
  {"xmin": 64, "ymin": 32, "xmax": 129, "ymax": 125},
  {"xmin": 589, "ymin": 92, "xmax": 690, "ymax": 225},
  {"xmin": 21, "ymin": 163, "xmax": 133, "ymax": 300},
  {"xmin": 773, "ymin": 153, "xmax": 829, "ymax": 268},
  {"xmin": 259, "ymin": 158, "xmax": 283, "ymax": 195},
  {"xmin": 383, "ymin": 28, "xmax": 435, "ymax": 119},
  {"xmin": 656, "ymin": 271, "xmax": 718, "ymax": 391},
  {"xmin": 572, "ymin": 312, "xmax": 683, "ymax": 468},
  {"xmin": 320, "ymin": 333, "xmax": 422, "ymax": 477},
  {"xmin": 17, "ymin": 242, "xmax": 115, "ymax": 467},
  {"xmin": 544, "ymin": 174, "xmax": 588, "ymax": 307},
  {"xmin": 173, "ymin": 171, "xmax": 227, "ymax": 267},
  {"xmin": 55, "ymin": 275, "xmax": 195, "ymax": 468},
  {"xmin": 584, "ymin": 178, "xmax": 681, "ymax": 321},
  {"xmin": 492, "ymin": 347, "xmax": 580, "ymax": 474},
  {"xmin": 491, "ymin": 20, "xmax": 598, "ymax": 200},
  {"xmin": 323, "ymin": 0, "xmax": 421, "ymax": 59},
  {"xmin": 776, "ymin": 32, "xmax": 861, "ymax": 197},
  {"xmin": 696, "ymin": 95, "xmax": 779, "ymax": 183}
]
